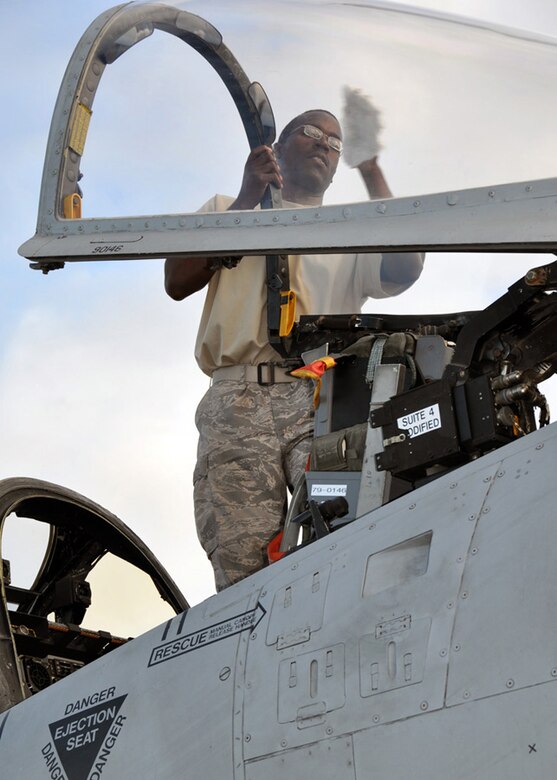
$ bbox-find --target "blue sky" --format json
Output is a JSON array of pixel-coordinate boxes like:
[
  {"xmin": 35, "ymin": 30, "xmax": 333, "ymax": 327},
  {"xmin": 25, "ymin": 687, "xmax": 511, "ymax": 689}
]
[{"xmin": 2, "ymin": 0, "xmax": 557, "ymax": 620}]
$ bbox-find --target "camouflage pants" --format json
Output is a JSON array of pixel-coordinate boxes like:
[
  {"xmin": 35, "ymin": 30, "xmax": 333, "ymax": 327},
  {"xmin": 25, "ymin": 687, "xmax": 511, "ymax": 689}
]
[{"xmin": 193, "ymin": 379, "xmax": 314, "ymax": 591}]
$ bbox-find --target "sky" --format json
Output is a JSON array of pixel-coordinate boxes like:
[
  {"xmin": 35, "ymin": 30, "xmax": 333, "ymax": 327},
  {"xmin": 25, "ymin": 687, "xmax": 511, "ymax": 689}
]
[{"xmin": 1, "ymin": 0, "xmax": 556, "ymax": 633}]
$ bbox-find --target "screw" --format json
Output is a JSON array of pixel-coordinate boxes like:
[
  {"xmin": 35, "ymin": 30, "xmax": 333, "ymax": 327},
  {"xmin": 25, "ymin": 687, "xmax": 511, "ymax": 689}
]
[{"xmin": 219, "ymin": 667, "xmax": 231, "ymax": 681}]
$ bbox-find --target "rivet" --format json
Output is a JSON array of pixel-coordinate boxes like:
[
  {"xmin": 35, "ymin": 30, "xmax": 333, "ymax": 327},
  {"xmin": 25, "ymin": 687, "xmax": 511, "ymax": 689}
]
[
  {"xmin": 253, "ymin": 217, "xmax": 260, "ymax": 223},
  {"xmin": 245, "ymin": 734, "xmax": 251, "ymax": 742},
  {"xmin": 461, "ymin": 591, "xmax": 469, "ymax": 599},
  {"xmin": 292, "ymin": 215, "xmax": 298, "ymax": 221},
  {"xmin": 219, "ymin": 667, "xmax": 231, "ymax": 681},
  {"xmin": 329, "ymin": 543, "xmax": 337, "ymax": 550},
  {"xmin": 463, "ymin": 690, "xmax": 470, "ymax": 699},
  {"xmin": 326, "ymin": 727, "xmax": 334, "ymax": 735},
  {"xmin": 536, "ymin": 443, "xmax": 544, "ymax": 450},
  {"xmin": 409, "ymin": 503, "xmax": 416, "ymax": 510},
  {"xmin": 440, "ymin": 649, "xmax": 447, "ymax": 657},
  {"xmin": 506, "ymin": 679, "xmax": 515, "ymax": 688},
  {"xmin": 471, "ymin": 547, "xmax": 478, "ymax": 555},
  {"xmin": 216, "ymin": 219, "xmax": 221, "ymax": 225},
  {"xmin": 488, "ymin": 190, "xmax": 495, "ymax": 198},
  {"xmin": 447, "ymin": 194, "xmax": 458, "ymax": 205},
  {"xmin": 273, "ymin": 216, "xmax": 279, "ymax": 222},
  {"xmin": 372, "ymin": 714, "xmax": 380, "ymax": 723},
  {"xmin": 261, "ymin": 590, "xmax": 267, "ymax": 597},
  {"xmin": 483, "ymin": 476, "xmax": 491, "ymax": 483},
  {"xmin": 314, "ymin": 212, "xmax": 321, "ymax": 219},
  {"xmin": 144, "ymin": 222, "xmax": 149, "ymax": 228},
  {"xmin": 195, "ymin": 217, "xmax": 204, "ymax": 227},
  {"xmin": 450, "ymin": 483, "xmax": 457, "ymax": 489},
  {"xmin": 369, "ymin": 523, "xmax": 376, "ymax": 530},
  {"xmin": 234, "ymin": 217, "xmax": 240, "ymax": 224},
  {"xmin": 342, "ymin": 207, "xmax": 351, "ymax": 218},
  {"xmin": 482, "ymin": 507, "xmax": 490, "ymax": 514},
  {"xmin": 250, "ymin": 632, "xmax": 257, "ymax": 640},
  {"xmin": 456, "ymin": 556, "xmax": 463, "ymax": 563},
  {"xmin": 468, "ymin": 514, "xmax": 475, "ymax": 521},
  {"xmin": 447, "ymin": 601, "xmax": 454, "ymax": 610},
  {"xmin": 376, "ymin": 203, "xmax": 386, "ymax": 214},
  {"xmin": 291, "ymin": 563, "xmax": 298, "ymax": 570},
  {"xmin": 551, "ymin": 668, "xmax": 557, "ymax": 677},
  {"xmin": 420, "ymin": 701, "xmax": 428, "ymax": 711},
  {"xmin": 525, "ymin": 185, "xmax": 533, "ymax": 192},
  {"xmin": 454, "ymin": 643, "xmax": 461, "ymax": 652},
  {"xmin": 281, "ymin": 739, "xmax": 287, "ymax": 747},
  {"xmin": 413, "ymin": 200, "xmax": 421, "ymax": 207},
  {"xmin": 497, "ymin": 471, "xmax": 505, "ymax": 477}
]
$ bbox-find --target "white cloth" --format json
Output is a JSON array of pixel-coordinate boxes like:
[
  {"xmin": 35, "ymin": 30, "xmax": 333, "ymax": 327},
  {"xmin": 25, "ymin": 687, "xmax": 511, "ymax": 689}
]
[{"xmin": 194, "ymin": 194, "xmax": 411, "ymax": 375}]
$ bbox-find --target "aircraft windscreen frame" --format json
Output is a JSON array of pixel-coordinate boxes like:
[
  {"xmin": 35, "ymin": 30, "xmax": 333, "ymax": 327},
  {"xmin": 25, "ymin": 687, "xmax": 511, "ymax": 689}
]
[{"xmin": 18, "ymin": 1, "xmax": 557, "ymax": 271}]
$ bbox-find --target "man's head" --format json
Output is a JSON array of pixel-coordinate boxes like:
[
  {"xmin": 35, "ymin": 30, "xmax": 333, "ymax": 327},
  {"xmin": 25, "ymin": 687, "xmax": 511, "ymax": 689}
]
[{"xmin": 274, "ymin": 110, "xmax": 342, "ymax": 204}]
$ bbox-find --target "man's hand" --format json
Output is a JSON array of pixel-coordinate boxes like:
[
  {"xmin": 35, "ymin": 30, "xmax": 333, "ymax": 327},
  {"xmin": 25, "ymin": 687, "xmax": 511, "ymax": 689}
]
[{"xmin": 230, "ymin": 145, "xmax": 283, "ymax": 210}]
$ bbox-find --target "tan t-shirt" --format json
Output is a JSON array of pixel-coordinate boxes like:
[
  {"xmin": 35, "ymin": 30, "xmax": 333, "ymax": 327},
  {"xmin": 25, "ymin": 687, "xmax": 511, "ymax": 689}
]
[{"xmin": 194, "ymin": 194, "xmax": 411, "ymax": 376}]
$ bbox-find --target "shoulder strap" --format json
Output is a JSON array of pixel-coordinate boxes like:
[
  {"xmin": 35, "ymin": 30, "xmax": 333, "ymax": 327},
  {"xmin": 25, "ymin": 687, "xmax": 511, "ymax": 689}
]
[{"xmin": 261, "ymin": 185, "xmax": 293, "ymax": 358}]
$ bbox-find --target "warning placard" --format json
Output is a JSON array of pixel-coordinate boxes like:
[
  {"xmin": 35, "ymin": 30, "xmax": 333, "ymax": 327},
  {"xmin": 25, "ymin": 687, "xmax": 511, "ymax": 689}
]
[{"xmin": 42, "ymin": 692, "xmax": 126, "ymax": 780}]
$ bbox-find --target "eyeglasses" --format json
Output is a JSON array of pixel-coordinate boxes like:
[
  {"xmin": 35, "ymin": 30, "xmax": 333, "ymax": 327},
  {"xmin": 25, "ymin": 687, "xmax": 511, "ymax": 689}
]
[{"xmin": 289, "ymin": 124, "xmax": 343, "ymax": 153}]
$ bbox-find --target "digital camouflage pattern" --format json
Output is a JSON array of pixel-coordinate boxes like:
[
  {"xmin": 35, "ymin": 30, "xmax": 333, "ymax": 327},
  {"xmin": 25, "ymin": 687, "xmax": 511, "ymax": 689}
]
[{"xmin": 194, "ymin": 379, "xmax": 314, "ymax": 591}]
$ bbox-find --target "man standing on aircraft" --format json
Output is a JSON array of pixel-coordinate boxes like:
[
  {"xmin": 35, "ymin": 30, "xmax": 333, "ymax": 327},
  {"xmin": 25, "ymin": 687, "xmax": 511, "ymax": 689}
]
[{"xmin": 165, "ymin": 97, "xmax": 424, "ymax": 591}]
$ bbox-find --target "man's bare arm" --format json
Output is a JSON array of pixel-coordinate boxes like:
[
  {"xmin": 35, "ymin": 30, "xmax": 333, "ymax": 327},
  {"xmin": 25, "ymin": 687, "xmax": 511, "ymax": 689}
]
[
  {"xmin": 357, "ymin": 156, "xmax": 424, "ymax": 287},
  {"xmin": 164, "ymin": 146, "xmax": 281, "ymax": 301}
]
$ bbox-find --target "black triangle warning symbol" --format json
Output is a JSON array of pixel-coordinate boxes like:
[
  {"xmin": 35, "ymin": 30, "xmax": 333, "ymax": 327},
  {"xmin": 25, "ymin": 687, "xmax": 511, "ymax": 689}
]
[{"xmin": 49, "ymin": 694, "xmax": 127, "ymax": 780}]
